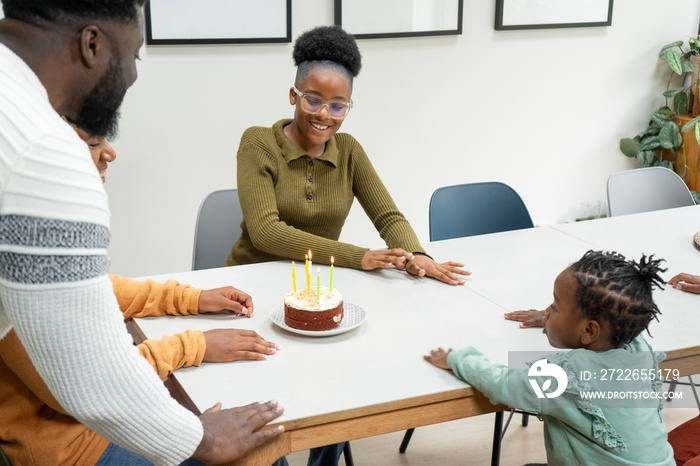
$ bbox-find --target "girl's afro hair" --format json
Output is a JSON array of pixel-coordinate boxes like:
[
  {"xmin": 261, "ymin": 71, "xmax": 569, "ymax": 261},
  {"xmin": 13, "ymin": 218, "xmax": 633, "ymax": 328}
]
[{"xmin": 293, "ymin": 25, "xmax": 362, "ymax": 77}]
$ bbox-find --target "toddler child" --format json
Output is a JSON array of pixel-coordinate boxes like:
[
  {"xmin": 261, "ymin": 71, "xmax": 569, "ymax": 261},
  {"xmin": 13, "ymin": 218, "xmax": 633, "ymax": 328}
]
[{"xmin": 426, "ymin": 250, "xmax": 675, "ymax": 465}]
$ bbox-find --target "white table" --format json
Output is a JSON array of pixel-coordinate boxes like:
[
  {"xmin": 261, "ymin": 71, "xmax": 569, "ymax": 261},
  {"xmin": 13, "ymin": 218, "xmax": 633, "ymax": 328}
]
[{"xmin": 133, "ymin": 206, "xmax": 700, "ymax": 465}]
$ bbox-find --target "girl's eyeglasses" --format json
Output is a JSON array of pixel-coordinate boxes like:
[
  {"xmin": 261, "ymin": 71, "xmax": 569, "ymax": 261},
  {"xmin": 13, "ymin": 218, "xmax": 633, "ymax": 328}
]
[{"xmin": 293, "ymin": 87, "xmax": 353, "ymax": 120}]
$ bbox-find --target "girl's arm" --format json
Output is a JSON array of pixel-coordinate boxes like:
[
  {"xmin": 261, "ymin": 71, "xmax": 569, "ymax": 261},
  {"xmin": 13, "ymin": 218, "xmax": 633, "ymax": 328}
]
[{"xmin": 348, "ymin": 137, "xmax": 470, "ymax": 284}]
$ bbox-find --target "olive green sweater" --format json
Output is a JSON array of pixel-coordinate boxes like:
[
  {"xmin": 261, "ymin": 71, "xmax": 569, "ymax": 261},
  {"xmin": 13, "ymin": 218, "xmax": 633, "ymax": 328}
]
[{"xmin": 226, "ymin": 119, "xmax": 426, "ymax": 269}]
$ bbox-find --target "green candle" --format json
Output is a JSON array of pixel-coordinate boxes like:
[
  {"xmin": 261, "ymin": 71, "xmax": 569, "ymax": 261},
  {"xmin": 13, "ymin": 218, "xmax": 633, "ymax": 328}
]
[{"xmin": 316, "ymin": 267, "xmax": 321, "ymax": 301}]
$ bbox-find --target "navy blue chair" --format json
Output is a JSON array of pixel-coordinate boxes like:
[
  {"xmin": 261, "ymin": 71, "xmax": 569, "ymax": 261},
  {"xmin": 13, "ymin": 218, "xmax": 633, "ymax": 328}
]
[
  {"xmin": 400, "ymin": 182, "xmax": 535, "ymax": 465},
  {"xmin": 429, "ymin": 182, "xmax": 534, "ymax": 241}
]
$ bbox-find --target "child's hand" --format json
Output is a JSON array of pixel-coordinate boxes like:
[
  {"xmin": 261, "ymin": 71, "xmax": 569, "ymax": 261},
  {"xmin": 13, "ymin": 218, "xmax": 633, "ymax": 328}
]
[
  {"xmin": 424, "ymin": 347, "xmax": 453, "ymax": 370},
  {"xmin": 504, "ymin": 309, "xmax": 546, "ymax": 328},
  {"xmin": 668, "ymin": 273, "xmax": 700, "ymax": 294}
]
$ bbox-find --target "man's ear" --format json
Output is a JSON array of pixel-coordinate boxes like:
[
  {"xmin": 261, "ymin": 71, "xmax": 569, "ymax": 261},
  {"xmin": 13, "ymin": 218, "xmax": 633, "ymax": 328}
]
[
  {"xmin": 580, "ymin": 319, "xmax": 601, "ymax": 345},
  {"xmin": 78, "ymin": 25, "xmax": 105, "ymax": 69}
]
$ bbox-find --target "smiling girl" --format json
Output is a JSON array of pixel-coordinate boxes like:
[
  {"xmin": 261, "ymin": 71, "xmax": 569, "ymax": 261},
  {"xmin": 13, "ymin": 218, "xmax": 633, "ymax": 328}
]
[{"xmin": 225, "ymin": 26, "xmax": 469, "ymax": 286}]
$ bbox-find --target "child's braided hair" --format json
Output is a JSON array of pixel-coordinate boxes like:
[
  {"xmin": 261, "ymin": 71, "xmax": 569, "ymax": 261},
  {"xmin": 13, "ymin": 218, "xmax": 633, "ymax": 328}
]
[{"xmin": 570, "ymin": 250, "xmax": 666, "ymax": 346}]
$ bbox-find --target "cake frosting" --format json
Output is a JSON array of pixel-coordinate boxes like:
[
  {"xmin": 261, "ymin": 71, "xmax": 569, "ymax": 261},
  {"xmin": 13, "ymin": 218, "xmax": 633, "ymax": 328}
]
[{"xmin": 284, "ymin": 287, "xmax": 344, "ymax": 331}]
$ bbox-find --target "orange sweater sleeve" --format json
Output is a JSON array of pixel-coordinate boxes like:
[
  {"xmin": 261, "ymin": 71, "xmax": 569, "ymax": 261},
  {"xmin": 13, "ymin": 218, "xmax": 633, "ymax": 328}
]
[
  {"xmin": 110, "ymin": 275, "xmax": 202, "ymax": 320},
  {"xmin": 109, "ymin": 275, "xmax": 207, "ymax": 380},
  {"xmin": 136, "ymin": 330, "xmax": 206, "ymax": 381}
]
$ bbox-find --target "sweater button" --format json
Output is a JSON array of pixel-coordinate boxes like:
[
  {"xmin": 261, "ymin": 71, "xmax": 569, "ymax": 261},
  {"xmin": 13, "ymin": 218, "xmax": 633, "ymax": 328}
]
[
  {"xmin": 309, "ymin": 160, "xmax": 315, "ymax": 166},
  {"xmin": 307, "ymin": 193, "xmax": 313, "ymax": 200},
  {"xmin": 308, "ymin": 176, "xmax": 313, "ymax": 182}
]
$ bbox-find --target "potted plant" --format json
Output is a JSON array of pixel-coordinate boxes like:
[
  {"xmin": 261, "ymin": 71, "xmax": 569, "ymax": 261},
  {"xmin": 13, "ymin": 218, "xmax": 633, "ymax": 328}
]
[{"xmin": 619, "ymin": 37, "xmax": 700, "ymax": 203}]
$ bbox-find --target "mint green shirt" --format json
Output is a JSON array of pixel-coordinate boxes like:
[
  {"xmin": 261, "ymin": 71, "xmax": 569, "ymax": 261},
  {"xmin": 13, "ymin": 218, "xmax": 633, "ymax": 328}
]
[{"xmin": 447, "ymin": 335, "xmax": 675, "ymax": 465}]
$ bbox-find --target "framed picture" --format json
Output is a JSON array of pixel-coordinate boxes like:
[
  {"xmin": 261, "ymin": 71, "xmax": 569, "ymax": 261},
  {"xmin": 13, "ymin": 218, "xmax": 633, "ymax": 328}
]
[
  {"xmin": 145, "ymin": 0, "xmax": 291, "ymax": 45},
  {"xmin": 495, "ymin": 0, "xmax": 613, "ymax": 31},
  {"xmin": 334, "ymin": 0, "xmax": 463, "ymax": 40}
]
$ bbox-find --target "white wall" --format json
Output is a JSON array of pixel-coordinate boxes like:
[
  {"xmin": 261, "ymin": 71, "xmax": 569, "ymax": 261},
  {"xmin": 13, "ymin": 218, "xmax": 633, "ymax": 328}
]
[{"xmin": 12, "ymin": 1, "xmax": 700, "ymax": 277}]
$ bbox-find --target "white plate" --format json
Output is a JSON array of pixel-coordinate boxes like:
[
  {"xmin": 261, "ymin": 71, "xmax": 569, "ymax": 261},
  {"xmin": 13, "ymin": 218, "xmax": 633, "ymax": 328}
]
[{"xmin": 270, "ymin": 302, "xmax": 366, "ymax": 337}]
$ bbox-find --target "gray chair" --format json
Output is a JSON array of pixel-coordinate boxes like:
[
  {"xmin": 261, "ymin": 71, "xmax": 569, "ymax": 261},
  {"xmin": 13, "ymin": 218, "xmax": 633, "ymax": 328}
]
[
  {"xmin": 192, "ymin": 189, "xmax": 243, "ymax": 271},
  {"xmin": 400, "ymin": 182, "xmax": 535, "ymax": 466},
  {"xmin": 607, "ymin": 167, "xmax": 695, "ymax": 217}
]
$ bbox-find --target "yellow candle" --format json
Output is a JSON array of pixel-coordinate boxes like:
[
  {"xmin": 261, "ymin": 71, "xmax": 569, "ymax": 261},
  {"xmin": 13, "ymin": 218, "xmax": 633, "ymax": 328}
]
[
  {"xmin": 330, "ymin": 256, "xmax": 334, "ymax": 291},
  {"xmin": 316, "ymin": 267, "xmax": 321, "ymax": 301},
  {"xmin": 292, "ymin": 261, "xmax": 297, "ymax": 292},
  {"xmin": 305, "ymin": 254, "xmax": 310, "ymax": 290},
  {"xmin": 308, "ymin": 250, "xmax": 313, "ymax": 290}
]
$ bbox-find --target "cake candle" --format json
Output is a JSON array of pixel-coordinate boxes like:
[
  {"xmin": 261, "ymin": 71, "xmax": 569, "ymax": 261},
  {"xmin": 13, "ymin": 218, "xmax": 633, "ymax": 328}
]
[
  {"xmin": 308, "ymin": 250, "xmax": 313, "ymax": 290},
  {"xmin": 316, "ymin": 267, "xmax": 321, "ymax": 301},
  {"xmin": 330, "ymin": 256, "xmax": 334, "ymax": 291},
  {"xmin": 305, "ymin": 254, "xmax": 309, "ymax": 290},
  {"xmin": 292, "ymin": 261, "xmax": 297, "ymax": 292}
]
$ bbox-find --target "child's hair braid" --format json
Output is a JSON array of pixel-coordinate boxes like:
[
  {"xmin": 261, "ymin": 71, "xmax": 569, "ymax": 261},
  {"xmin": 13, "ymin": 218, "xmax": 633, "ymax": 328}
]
[{"xmin": 570, "ymin": 250, "xmax": 666, "ymax": 346}]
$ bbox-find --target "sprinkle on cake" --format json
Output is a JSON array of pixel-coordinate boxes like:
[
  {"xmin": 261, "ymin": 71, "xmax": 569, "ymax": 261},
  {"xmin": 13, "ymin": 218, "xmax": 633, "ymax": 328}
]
[{"xmin": 284, "ymin": 287, "xmax": 344, "ymax": 331}]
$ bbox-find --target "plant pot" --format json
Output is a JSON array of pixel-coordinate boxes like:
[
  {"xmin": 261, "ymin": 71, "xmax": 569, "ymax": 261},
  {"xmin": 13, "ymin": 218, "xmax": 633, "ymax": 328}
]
[
  {"xmin": 691, "ymin": 55, "xmax": 700, "ymax": 117},
  {"xmin": 662, "ymin": 113, "xmax": 700, "ymax": 192}
]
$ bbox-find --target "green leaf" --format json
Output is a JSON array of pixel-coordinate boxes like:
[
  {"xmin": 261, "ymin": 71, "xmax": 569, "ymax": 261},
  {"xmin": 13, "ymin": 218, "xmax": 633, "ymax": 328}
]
[
  {"xmin": 681, "ymin": 115, "xmax": 700, "ymax": 132},
  {"xmin": 651, "ymin": 112, "xmax": 671, "ymax": 125},
  {"xmin": 658, "ymin": 160, "xmax": 674, "ymax": 170},
  {"xmin": 696, "ymin": 122, "xmax": 700, "ymax": 145},
  {"xmin": 660, "ymin": 41, "xmax": 684, "ymax": 59},
  {"xmin": 640, "ymin": 126, "xmax": 660, "ymax": 138},
  {"xmin": 664, "ymin": 87, "xmax": 685, "ymax": 97},
  {"xmin": 655, "ymin": 109, "xmax": 676, "ymax": 117},
  {"xmin": 640, "ymin": 135, "xmax": 661, "ymax": 151},
  {"xmin": 675, "ymin": 91, "xmax": 689, "ymax": 114},
  {"xmin": 668, "ymin": 50, "xmax": 683, "ymax": 74},
  {"xmin": 619, "ymin": 138, "xmax": 640, "ymax": 157},
  {"xmin": 637, "ymin": 150, "xmax": 656, "ymax": 167},
  {"xmin": 683, "ymin": 60, "xmax": 697, "ymax": 73},
  {"xmin": 691, "ymin": 190, "xmax": 700, "ymax": 205},
  {"xmin": 659, "ymin": 121, "xmax": 682, "ymax": 148}
]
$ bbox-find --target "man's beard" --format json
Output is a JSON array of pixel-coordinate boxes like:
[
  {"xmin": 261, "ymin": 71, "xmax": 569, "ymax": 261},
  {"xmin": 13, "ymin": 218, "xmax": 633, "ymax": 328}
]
[{"xmin": 74, "ymin": 55, "xmax": 128, "ymax": 140}]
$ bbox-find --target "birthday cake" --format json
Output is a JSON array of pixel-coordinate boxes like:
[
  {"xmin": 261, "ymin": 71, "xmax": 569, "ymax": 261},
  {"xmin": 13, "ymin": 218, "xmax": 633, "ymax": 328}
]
[{"xmin": 284, "ymin": 287, "xmax": 344, "ymax": 331}]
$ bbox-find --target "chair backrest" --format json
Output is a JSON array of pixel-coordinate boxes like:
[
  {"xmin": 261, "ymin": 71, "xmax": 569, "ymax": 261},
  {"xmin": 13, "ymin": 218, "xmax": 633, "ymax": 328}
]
[
  {"xmin": 192, "ymin": 189, "xmax": 243, "ymax": 270},
  {"xmin": 429, "ymin": 182, "xmax": 534, "ymax": 241},
  {"xmin": 607, "ymin": 167, "xmax": 695, "ymax": 217}
]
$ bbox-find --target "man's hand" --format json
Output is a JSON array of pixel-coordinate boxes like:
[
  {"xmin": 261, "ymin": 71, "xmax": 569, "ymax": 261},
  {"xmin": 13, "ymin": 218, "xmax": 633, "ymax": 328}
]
[
  {"xmin": 504, "ymin": 309, "xmax": 546, "ymax": 328},
  {"xmin": 203, "ymin": 329, "xmax": 279, "ymax": 362},
  {"xmin": 199, "ymin": 286, "xmax": 254, "ymax": 317},
  {"xmin": 193, "ymin": 400, "xmax": 284, "ymax": 464}
]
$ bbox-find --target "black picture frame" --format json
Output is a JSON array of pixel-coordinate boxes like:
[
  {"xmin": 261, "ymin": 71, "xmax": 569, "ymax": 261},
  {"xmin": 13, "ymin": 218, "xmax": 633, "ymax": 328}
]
[
  {"xmin": 334, "ymin": 0, "xmax": 463, "ymax": 40},
  {"xmin": 495, "ymin": 0, "xmax": 613, "ymax": 31},
  {"xmin": 145, "ymin": 0, "xmax": 292, "ymax": 45}
]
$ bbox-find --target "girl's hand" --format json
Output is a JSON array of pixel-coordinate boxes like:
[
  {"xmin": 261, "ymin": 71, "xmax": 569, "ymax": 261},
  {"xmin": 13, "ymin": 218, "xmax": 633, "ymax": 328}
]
[
  {"xmin": 405, "ymin": 255, "xmax": 470, "ymax": 286},
  {"xmin": 202, "ymin": 329, "xmax": 279, "ymax": 362},
  {"xmin": 424, "ymin": 347, "xmax": 453, "ymax": 370},
  {"xmin": 361, "ymin": 248, "xmax": 414, "ymax": 270},
  {"xmin": 668, "ymin": 273, "xmax": 700, "ymax": 294},
  {"xmin": 504, "ymin": 309, "xmax": 546, "ymax": 328},
  {"xmin": 199, "ymin": 287, "xmax": 254, "ymax": 317}
]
